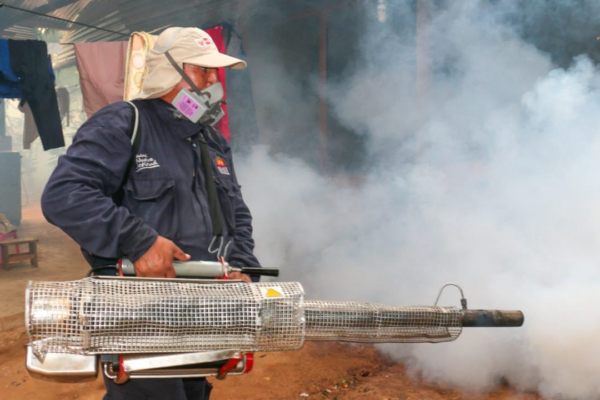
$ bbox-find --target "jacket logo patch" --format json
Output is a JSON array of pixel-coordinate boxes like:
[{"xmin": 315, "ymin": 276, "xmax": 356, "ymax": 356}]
[
  {"xmin": 214, "ymin": 156, "xmax": 230, "ymax": 175},
  {"xmin": 135, "ymin": 154, "xmax": 160, "ymax": 172}
]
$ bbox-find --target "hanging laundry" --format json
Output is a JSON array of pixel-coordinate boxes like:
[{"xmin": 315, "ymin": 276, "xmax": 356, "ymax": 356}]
[
  {"xmin": 123, "ymin": 31, "xmax": 157, "ymax": 101},
  {"xmin": 56, "ymin": 87, "xmax": 70, "ymax": 126},
  {"xmin": 224, "ymin": 28, "xmax": 260, "ymax": 144},
  {"xmin": 0, "ymin": 39, "xmax": 24, "ymax": 98},
  {"xmin": 205, "ymin": 25, "xmax": 231, "ymax": 141},
  {"xmin": 20, "ymin": 86, "xmax": 70, "ymax": 149},
  {"xmin": 74, "ymin": 41, "xmax": 128, "ymax": 118},
  {"xmin": 0, "ymin": 39, "xmax": 56, "ymax": 99},
  {"xmin": 8, "ymin": 39, "xmax": 64, "ymax": 150},
  {"xmin": 19, "ymin": 101, "xmax": 38, "ymax": 149}
]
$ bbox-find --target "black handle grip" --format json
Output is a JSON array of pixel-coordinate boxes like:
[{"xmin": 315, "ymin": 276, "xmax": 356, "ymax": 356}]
[
  {"xmin": 462, "ymin": 310, "xmax": 524, "ymax": 327},
  {"xmin": 239, "ymin": 267, "xmax": 280, "ymax": 277}
]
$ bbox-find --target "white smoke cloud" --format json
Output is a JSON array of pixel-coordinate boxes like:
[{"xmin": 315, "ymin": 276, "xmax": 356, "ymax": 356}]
[{"xmin": 236, "ymin": 1, "xmax": 600, "ymax": 398}]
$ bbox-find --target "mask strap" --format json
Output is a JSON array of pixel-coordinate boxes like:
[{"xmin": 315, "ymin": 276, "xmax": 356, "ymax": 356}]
[{"xmin": 164, "ymin": 51, "xmax": 204, "ymax": 96}]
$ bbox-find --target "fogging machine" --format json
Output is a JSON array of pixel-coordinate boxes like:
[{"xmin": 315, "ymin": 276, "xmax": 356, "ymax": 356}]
[{"xmin": 26, "ymin": 262, "xmax": 523, "ymax": 383}]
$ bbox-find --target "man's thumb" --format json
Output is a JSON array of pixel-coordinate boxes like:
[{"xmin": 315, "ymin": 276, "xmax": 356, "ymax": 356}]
[{"xmin": 173, "ymin": 246, "xmax": 191, "ymax": 261}]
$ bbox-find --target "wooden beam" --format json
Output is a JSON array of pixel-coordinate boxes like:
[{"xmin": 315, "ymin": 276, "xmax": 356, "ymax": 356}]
[
  {"xmin": 0, "ymin": 0, "xmax": 80, "ymax": 33},
  {"xmin": 281, "ymin": 0, "xmax": 360, "ymax": 23}
]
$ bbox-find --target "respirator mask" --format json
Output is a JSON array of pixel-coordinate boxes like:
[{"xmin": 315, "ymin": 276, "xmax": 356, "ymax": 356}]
[{"xmin": 170, "ymin": 78, "xmax": 225, "ymax": 127}]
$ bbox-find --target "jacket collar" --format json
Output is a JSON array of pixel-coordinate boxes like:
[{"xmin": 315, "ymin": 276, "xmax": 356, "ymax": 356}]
[{"xmin": 147, "ymin": 98, "xmax": 203, "ymax": 139}]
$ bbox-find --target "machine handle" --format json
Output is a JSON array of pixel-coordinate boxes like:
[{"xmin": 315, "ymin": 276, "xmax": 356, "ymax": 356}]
[
  {"xmin": 236, "ymin": 267, "xmax": 279, "ymax": 277},
  {"xmin": 461, "ymin": 310, "xmax": 524, "ymax": 327},
  {"xmin": 121, "ymin": 259, "xmax": 279, "ymax": 278}
]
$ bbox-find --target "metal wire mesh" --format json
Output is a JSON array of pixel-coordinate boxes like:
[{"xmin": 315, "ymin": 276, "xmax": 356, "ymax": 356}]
[
  {"xmin": 27, "ymin": 278, "xmax": 462, "ymax": 361},
  {"xmin": 304, "ymin": 301, "xmax": 462, "ymax": 343},
  {"xmin": 27, "ymin": 278, "xmax": 305, "ymax": 359}
]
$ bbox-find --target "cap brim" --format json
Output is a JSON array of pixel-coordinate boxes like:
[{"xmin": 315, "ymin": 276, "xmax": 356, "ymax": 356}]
[{"xmin": 183, "ymin": 52, "xmax": 247, "ymax": 70}]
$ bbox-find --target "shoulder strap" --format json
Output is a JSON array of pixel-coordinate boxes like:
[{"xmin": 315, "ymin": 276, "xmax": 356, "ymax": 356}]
[
  {"xmin": 112, "ymin": 101, "xmax": 141, "ymax": 206},
  {"xmin": 206, "ymin": 126, "xmax": 221, "ymax": 144},
  {"xmin": 84, "ymin": 101, "xmax": 142, "ymax": 270},
  {"xmin": 199, "ymin": 130, "xmax": 224, "ymax": 238},
  {"xmin": 125, "ymin": 101, "xmax": 142, "ymax": 171}
]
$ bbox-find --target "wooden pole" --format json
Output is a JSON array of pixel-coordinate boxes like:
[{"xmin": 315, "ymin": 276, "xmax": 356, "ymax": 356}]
[{"xmin": 318, "ymin": 12, "xmax": 328, "ymax": 171}]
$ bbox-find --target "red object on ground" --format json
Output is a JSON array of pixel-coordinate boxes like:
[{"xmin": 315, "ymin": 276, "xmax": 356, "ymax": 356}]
[
  {"xmin": 218, "ymin": 355, "xmax": 243, "ymax": 379},
  {"xmin": 217, "ymin": 352, "xmax": 253, "ymax": 378},
  {"xmin": 117, "ymin": 354, "xmax": 127, "ymax": 383},
  {"xmin": 244, "ymin": 353, "xmax": 254, "ymax": 373}
]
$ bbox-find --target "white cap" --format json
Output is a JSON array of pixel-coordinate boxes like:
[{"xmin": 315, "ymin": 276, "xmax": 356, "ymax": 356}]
[{"xmin": 134, "ymin": 27, "xmax": 246, "ymax": 100}]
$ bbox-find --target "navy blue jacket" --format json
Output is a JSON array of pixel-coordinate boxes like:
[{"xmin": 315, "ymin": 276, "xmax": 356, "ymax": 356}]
[{"xmin": 42, "ymin": 99, "xmax": 261, "ymax": 271}]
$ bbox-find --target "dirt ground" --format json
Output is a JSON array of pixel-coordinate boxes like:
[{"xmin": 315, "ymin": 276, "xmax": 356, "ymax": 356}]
[{"xmin": 0, "ymin": 206, "xmax": 542, "ymax": 400}]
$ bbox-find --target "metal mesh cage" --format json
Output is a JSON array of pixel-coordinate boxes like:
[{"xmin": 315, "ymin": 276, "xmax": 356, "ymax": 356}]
[
  {"xmin": 304, "ymin": 301, "xmax": 462, "ymax": 343},
  {"xmin": 27, "ymin": 278, "xmax": 305, "ymax": 358},
  {"xmin": 27, "ymin": 278, "xmax": 462, "ymax": 360}
]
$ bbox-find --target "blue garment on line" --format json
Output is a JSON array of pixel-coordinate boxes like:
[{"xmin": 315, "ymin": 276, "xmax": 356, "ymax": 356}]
[
  {"xmin": 0, "ymin": 39, "xmax": 22, "ymax": 98},
  {"xmin": 0, "ymin": 39, "xmax": 56, "ymax": 99}
]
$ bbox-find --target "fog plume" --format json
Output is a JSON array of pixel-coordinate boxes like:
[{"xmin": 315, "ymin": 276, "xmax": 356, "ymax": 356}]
[{"xmin": 235, "ymin": 1, "xmax": 600, "ymax": 398}]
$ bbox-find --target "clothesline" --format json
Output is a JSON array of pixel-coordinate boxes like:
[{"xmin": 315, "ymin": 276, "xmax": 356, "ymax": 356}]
[
  {"xmin": 0, "ymin": 39, "xmax": 65, "ymax": 150},
  {"xmin": 3, "ymin": 24, "xmax": 236, "ymax": 147},
  {"xmin": 0, "ymin": 3, "xmax": 130, "ymax": 38},
  {"xmin": 59, "ymin": 42, "xmax": 127, "ymax": 45}
]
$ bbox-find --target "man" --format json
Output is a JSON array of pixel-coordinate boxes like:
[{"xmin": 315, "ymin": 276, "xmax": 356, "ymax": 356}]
[{"xmin": 41, "ymin": 27, "xmax": 262, "ymax": 400}]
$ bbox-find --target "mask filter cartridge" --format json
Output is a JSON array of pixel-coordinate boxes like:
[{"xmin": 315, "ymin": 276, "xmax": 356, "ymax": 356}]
[{"xmin": 172, "ymin": 88, "xmax": 209, "ymax": 123}]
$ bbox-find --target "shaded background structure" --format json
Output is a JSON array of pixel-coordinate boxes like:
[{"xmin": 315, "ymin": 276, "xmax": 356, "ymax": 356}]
[{"xmin": 2, "ymin": 1, "xmax": 600, "ymax": 399}]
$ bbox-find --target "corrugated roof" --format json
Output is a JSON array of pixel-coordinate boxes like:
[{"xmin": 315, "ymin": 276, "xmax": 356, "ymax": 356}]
[{"xmin": 0, "ymin": 0, "xmax": 337, "ymax": 70}]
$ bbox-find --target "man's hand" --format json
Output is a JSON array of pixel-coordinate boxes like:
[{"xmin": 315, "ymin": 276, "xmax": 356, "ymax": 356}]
[
  {"xmin": 228, "ymin": 271, "xmax": 252, "ymax": 283},
  {"xmin": 133, "ymin": 236, "xmax": 190, "ymax": 278}
]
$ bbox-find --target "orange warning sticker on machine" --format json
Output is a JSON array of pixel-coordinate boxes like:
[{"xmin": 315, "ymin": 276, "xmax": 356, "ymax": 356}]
[{"xmin": 260, "ymin": 287, "xmax": 283, "ymax": 298}]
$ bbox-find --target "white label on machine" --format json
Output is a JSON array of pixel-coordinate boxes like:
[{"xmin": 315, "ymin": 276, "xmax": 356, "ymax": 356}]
[{"xmin": 260, "ymin": 287, "xmax": 283, "ymax": 298}]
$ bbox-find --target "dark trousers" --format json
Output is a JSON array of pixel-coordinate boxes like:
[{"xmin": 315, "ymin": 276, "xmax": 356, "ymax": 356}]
[
  {"xmin": 8, "ymin": 39, "xmax": 64, "ymax": 150},
  {"xmin": 103, "ymin": 374, "xmax": 212, "ymax": 400}
]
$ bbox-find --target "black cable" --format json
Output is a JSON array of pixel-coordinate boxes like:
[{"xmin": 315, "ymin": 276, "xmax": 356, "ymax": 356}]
[
  {"xmin": 86, "ymin": 265, "xmax": 117, "ymax": 277},
  {"xmin": 0, "ymin": 2, "xmax": 130, "ymax": 37}
]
